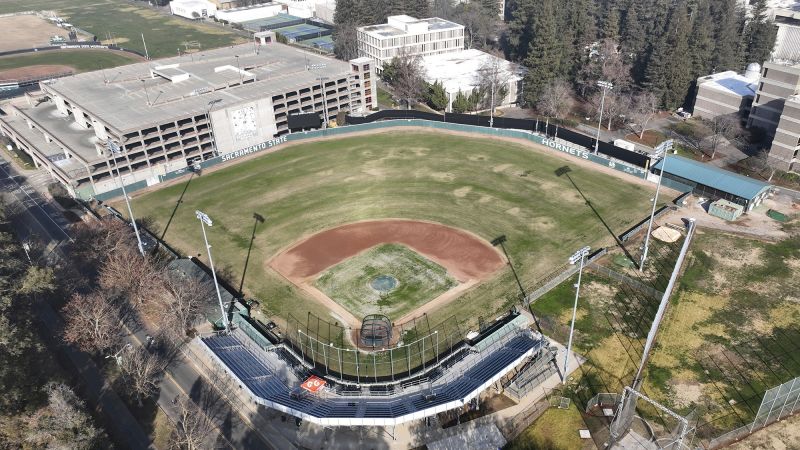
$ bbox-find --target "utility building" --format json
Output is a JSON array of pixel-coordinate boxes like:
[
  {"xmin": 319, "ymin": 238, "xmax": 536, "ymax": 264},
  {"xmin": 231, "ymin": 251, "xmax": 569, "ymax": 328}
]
[{"xmin": 0, "ymin": 38, "xmax": 376, "ymax": 199}]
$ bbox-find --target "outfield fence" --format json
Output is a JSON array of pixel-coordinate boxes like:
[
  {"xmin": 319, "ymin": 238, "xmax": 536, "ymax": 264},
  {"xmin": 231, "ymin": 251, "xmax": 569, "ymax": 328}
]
[
  {"xmin": 87, "ymin": 119, "xmax": 652, "ymax": 201},
  {"xmin": 706, "ymin": 375, "xmax": 800, "ymax": 448}
]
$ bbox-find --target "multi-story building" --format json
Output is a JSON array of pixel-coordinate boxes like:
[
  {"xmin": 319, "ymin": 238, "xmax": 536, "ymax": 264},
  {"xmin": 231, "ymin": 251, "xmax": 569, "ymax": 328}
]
[
  {"xmin": 747, "ymin": 61, "xmax": 800, "ymax": 170},
  {"xmin": 356, "ymin": 15, "xmax": 464, "ymax": 71},
  {"xmin": 0, "ymin": 35, "xmax": 376, "ymax": 199},
  {"xmin": 693, "ymin": 63, "xmax": 760, "ymax": 121}
]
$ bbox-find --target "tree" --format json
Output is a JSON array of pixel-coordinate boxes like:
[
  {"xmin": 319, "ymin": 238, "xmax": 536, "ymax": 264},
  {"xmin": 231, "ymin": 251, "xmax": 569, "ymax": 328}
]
[
  {"xmin": 628, "ymin": 91, "xmax": 659, "ymax": 139},
  {"xmin": 62, "ymin": 291, "xmax": 124, "ymax": 355},
  {"xmin": 426, "ymin": 80, "xmax": 449, "ymax": 111},
  {"xmin": 451, "ymin": 90, "xmax": 472, "ymax": 113},
  {"xmin": 522, "ymin": 0, "xmax": 560, "ymax": 105},
  {"xmin": 704, "ymin": 114, "xmax": 739, "ymax": 159},
  {"xmin": 596, "ymin": 39, "xmax": 633, "ymax": 93},
  {"xmin": 333, "ymin": 24, "xmax": 359, "ymax": 61},
  {"xmin": 454, "ymin": 1, "xmax": 499, "ymax": 50},
  {"xmin": 474, "ymin": 57, "xmax": 512, "ymax": 113},
  {"xmin": 591, "ymin": 91, "xmax": 630, "ymax": 130},
  {"xmin": 117, "ymin": 344, "xmax": 166, "ymax": 407},
  {"xmin": 168, "ymin": 396, "xmax": 215, "ymax": 450},
  {"xmin": 385, "ymin": 48, "xmax": 425, "ymax": 109},
  {"xmin": 98, "ymin": 245, "xmax": 162, "ymax": 308},
  {"xmin": 24, "ymin": 383, "xmax": 103, "ymax": 449},
  {"xmin": 536, "ymin": 79, "xmax": 575, "ymax": 131},
  {"xmin": 742, "ymin": 0, "xmax": 778, "ymax": 65},
  {"xmin": 156, "ymin": 273, "xmax": 214, "ymax": 339}
]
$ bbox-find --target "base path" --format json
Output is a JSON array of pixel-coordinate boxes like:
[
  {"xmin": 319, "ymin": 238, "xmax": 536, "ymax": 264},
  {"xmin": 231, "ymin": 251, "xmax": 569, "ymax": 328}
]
[{"xmin": 270, "ymin": 219, "xmax": 506, "ymax": 328}]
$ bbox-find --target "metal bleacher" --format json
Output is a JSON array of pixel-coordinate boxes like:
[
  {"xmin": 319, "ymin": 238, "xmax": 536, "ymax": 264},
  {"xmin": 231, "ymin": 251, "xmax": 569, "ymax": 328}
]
[{"xmin": 200, "ymin": 322, "xmax": 549, "ymax": 426}]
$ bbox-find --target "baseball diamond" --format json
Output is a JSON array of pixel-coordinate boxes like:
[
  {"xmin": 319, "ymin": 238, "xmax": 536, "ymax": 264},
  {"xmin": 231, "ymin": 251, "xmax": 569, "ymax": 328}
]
[{"xmin": 129, "ymin": 129, "xmax": 665, "ymax": 339}]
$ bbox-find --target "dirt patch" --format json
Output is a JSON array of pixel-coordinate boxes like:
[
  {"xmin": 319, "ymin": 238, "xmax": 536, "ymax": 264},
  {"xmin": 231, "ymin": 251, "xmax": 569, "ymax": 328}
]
[
  {"xmin": 271, "ymin": 219, "xmax": 504, "ymax": 282},
  {"xmin": 270, "ymin": 219, "xmax": 505, "ymax": 327},
  {"xmin": 453, "ymin": 186, "xmax": 472, "ymax": 197},
  {"xmin": 672, "ymin": 382, "xmax": 703, "ymax": 409},
  {"xmin": 0, "ymin": 64, "xmax": 74, "ymax": 81},
  {"xmin": 729, "ymin": 412, "xmax": 800, "ymax": 450},
  {"xmin": 0, "ymin": 15, "xmax": 74, "ymax": 52}
]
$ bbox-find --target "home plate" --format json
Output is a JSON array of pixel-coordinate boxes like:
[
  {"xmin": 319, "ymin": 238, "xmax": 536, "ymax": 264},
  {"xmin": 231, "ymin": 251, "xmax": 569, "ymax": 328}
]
[{"xmin": 579, "ymin": 430, "xmax": 591, "ymax": 439}]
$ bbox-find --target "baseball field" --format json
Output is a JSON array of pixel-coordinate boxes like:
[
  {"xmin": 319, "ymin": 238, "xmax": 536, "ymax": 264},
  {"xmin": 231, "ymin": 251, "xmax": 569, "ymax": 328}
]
[{"xmin": 128, "ymin": 129, "xmax": 664, "ymax": 335}]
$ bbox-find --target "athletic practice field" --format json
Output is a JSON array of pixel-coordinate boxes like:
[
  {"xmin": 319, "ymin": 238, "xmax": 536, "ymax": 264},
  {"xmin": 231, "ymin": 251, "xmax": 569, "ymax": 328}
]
[{"xmin": 129, "ymin": 129, "xmax": 662, "ymax": 329}]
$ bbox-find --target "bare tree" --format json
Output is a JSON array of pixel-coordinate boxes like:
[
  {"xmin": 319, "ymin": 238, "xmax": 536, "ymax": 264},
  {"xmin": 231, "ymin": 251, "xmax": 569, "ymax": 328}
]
[
  {"xmin": 536, "ymin": 79, "xmax": 575, "ymax": 132},
  {"xmin": 99, "ymin": 245, "xmax": 163, "ymax": 308},
  {"xmin": 62, "ymin": 291, "xmax": 124, "ymax": 355},
  {"xmin": 118, "ymin": 344, "xmax": 167, "ymax": 406},
  {"xmin": 590, "ymin": 92, "xmax": 630, "ymax": 130},
  {"xmin": 704, "ymin": 115, "xmax": 738, "ymax": 159},
  {"xmin": 629, "ymin": 91, "xmax": 659, "ymax": 139},
  {"xmin": 454, "ymin": 2, "xmax": 499, "ymax": 50},
  {"xmin": 597, "ymin": 39, "xmax": 633, "ymax": 93},
  {"xmin": 754, "ymin": 149, "xmax": 779, "ymax": 181},
  {"xmin": 155, "ymin": 273, "xmax": 214, "ymax": 339},
  {"xmin": 386, "ymin": 47, "xmax": 425, "ymax": 109},
  {"xmin": 474, "ymin": 56, "xmax": 512, "ymax": 114},
  {"xmin": 24, "ymin": 382, "xmax": 102, "ymax": 449},
  {"xmin": 168, "ymin": 396, "xmax": 216, "ymax": 450}
]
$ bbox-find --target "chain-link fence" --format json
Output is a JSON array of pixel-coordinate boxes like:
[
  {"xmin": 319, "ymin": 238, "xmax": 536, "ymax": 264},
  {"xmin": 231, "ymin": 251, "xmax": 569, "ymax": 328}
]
[{"xmin": 707, "ymin": 375, "xmax": 800, "ymax": 448}]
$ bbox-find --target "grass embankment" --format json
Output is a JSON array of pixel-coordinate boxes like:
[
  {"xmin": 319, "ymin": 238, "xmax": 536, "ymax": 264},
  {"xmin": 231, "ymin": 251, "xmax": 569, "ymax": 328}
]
[
  {"xmin": 523, "ymin": 223, "xmax": 800, "ymax": 443},
  {"xmin": 126, "ymin": 131, "xmax": 658, "ymax": 332},
  {"xmin": 0, "ymin": 0, "xmax": 243, "ymax": 59}
]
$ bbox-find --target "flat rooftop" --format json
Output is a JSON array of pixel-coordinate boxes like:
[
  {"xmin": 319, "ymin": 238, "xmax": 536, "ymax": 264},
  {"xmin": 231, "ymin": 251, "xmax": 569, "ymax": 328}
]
[
  {"xmin": 359, "ymin": 16, "xmax": 462, "ymax": 38},
  {"xmin": 44, "ymin": 43, "xmax": 351, "ymax": 133},
  {"xmin": 698, "ymin": 71, "xmax": 757, "ymax": 98},
  {"xmin": 421, "ymin": 49, "xmax": 525, "ymax": 94}
]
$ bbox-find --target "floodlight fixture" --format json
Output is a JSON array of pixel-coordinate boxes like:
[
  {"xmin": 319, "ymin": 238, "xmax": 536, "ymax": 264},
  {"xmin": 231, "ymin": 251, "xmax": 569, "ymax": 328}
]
[{"xmin": 594, "ymin": 81, "xmax": 614, "ymax": 154}]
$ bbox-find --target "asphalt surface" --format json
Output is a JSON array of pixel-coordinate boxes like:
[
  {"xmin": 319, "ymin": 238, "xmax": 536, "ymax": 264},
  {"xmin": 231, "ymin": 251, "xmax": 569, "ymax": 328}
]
[{"xmin": 0, "ymin": 154, "xmax": 277, "ymax": 449}]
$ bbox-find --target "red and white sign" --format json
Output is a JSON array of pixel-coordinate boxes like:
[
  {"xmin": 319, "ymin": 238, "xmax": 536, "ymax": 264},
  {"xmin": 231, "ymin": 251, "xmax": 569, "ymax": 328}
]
[{"xmin": 300, "ymin": 375, "xmax": 326, "ymax": 393}]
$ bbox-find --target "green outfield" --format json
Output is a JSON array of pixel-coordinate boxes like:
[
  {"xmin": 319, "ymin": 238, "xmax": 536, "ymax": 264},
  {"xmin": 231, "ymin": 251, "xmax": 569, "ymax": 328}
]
[
  {"xmin": 0, "ymin": 0, "xmax": 243, "ymax": 59},
  {"xmin": 314, "ymin": 244, "xmax": 456, "ymax": 319},
  {"xmin": 0, "ymin": 50, "xmax": 141, "ymax": 73},
  {"xmin": 127, "ymin": 130, "xmax": 663, "ymax": 327}
]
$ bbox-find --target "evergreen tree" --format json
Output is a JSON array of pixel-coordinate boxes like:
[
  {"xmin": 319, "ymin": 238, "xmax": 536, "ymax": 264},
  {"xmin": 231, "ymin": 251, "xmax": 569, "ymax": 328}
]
[
  {"xmin": 506, "ymin": 0, "xmax": 537, "ymax": 61},
  {"xmin": 661, "ymin": 1, "xmax": 693, "ymax": 108},
  {"xmin": 689, "ymin": 1, "xmax": 715, "ymax": 76},
  {"xmin": 479, "ymin": 0, "xmax": 501, "ymax": 17},
  {"xmin": 602, "ymin": 7, "xmax": 620, "ymax": 40},
  {"xmin": 451, "ymin": 90, "xmax": 471, "ymax": 113},
  {"xmin": 620, "ymin": 0, "xmax": 646, "ymax": 60},
  {"xmin": 427, "ymin": 81, "xmax": 449, "ymax": 111},
  {"xmin": 712, "ymin": 0, "xmax": 745, "ymax": 71},
  {"xmin": 522, "ymin": 0, "xmax": 560, "ymax": 105},
  {"xmin": 742, "ymin": 0, "xmax": 778, "ymax": 65}
]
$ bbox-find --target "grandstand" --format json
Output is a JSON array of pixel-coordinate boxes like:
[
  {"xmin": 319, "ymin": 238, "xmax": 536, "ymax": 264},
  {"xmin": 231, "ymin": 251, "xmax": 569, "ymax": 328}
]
[{"xmin": 198, "ymin": 311, "xmax": 554, "ymax": 426}]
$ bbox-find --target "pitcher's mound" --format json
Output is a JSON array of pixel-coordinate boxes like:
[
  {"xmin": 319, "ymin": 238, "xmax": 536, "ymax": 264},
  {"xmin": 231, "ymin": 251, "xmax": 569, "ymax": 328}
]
[{"xmin": 652, "ymin": 226, "xmax": 681, "ymax": 243}]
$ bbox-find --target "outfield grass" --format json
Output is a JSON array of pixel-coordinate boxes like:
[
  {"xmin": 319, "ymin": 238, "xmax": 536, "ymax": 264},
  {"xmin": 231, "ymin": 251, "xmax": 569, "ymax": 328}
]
[
  {"xmin": 0, "ymin": 50, "xmax": 140, "ymax": 73},
  {"xmin": 315, "ymin": 244, "xmax": 456, "ymax": 320},
  {"xmin": 0, "ymin": 1, "xmax": 243, "ymax": 58},
  {"xmin": 127, "ymin": 130, "xmax": 659, "ymax": 331},
  {"xmin": 506, "ymin": 404, "xmax": 588, "ymax": 450}
]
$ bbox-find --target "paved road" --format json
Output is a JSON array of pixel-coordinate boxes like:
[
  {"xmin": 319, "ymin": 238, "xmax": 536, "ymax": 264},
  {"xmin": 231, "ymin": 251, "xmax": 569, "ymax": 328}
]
[
  {"xmin": 1, "ymin": 154, "xmax": 280, "ymax": 449},
  {"xmin": 1, "ymin": 155, "xmax": 151, "ymax": 450}
]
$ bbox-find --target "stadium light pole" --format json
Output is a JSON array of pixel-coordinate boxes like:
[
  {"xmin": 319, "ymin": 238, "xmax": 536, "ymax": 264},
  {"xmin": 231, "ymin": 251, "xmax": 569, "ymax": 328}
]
[
  {"xmin": 563, "ymin": 246, "xmax": 590, "ymax": 383},
  {"xmin": 308, "ymin": 63, "xmax": 330, "ymax": 129},
  {"xmin": 195, "ymin": 210, "xmax": 230, "ymax": 332},
  {"xmin": 107, "ymin": 139, "xmax": 145, "ymax": 256},
  {"xmin": 640, "ymin": 139, "xmax": 673, "ymax": 273},
  {"xmin": 594, "ymin": 80, "xmax": 613, "ymax": 154}
]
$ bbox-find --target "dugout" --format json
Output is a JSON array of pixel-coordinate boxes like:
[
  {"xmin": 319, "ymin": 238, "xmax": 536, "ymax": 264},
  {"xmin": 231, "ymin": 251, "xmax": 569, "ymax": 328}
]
[{"xmin": 651, "ymin": 155, "xmax": 771, "ymax": 211}]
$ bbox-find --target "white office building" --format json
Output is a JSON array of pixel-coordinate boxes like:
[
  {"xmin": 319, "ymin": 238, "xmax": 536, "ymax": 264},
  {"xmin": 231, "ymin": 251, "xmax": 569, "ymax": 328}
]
[
  {"xmin": 357, "ymin": 15, "xmax": 464, "ymax": 71},
  {"xmin": 420, "ymin": 49, "xmax": 525, "ymax": 112}
]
